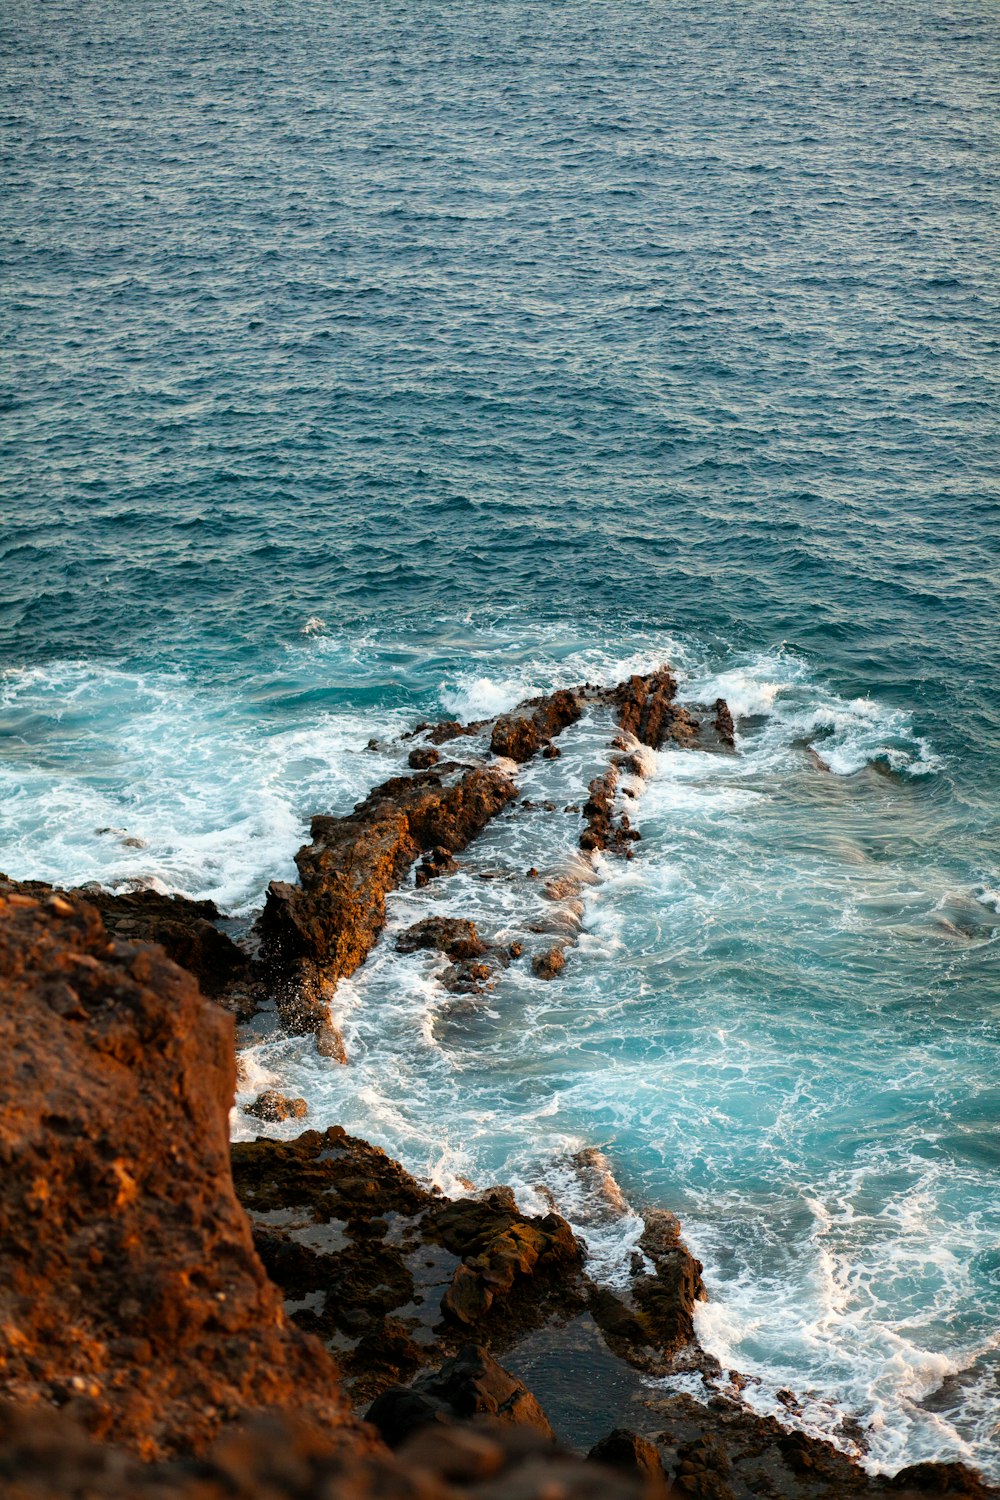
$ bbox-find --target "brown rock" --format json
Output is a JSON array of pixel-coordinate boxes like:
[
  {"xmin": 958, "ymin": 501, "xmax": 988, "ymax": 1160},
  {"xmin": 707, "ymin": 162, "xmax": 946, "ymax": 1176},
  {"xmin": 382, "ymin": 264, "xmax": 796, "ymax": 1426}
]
[
  {"xmin": 396, "ymin": 918, "xmax": 488, "ymax": 961},
  {"xmin": 613, "ymin": 670, "xmax": 699, "ymax": 749},
  {"xmin": 588, "ymin": 1429, "xmax": 668, "ymax": 1486},
  {"xmin": 713, "ymin": 698, "xmax": 735, "ymax": 749},
  {"xmin": 408, "ymin": 746, "xmax": 441, "ymax": 770},
  {"xmin": 531, "ymin": 946, "xmax": 566, "ymax": 980},
  {"xmin": 0, "ymin": 882, "xmax": 355, "ymax": 1460},
  {"xmin": 490, "ymin": 690, "xmax": 582, "ymax": 763},
  {"xmin": 243, "ymin": 1091, "xmax": 308, "ymax": 1123},
  {"xmin": 256, "ymin": 768, "xmax": 517, "ymax": 1037}
]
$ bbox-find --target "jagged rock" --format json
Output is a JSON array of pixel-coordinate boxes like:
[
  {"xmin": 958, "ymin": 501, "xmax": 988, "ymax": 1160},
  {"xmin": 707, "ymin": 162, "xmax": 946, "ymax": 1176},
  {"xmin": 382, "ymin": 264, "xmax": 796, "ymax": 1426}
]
[
  {"xmin": 633, "ymin": 1210, "xmax": 706, "ymax": 1356},
  {"xmin": 408, "ymin": 746, "xmax": 441, "ymax": 769},
  {"xmin": 424, "ymin": 720, "xmax": 485, "ymax": 746},
  {"xmin": 416, "ymin": 845, "xmax": 461, "ymax": 887},
  {"xmin": 368, "ymin": 1346, "xmax": 554, "ymax": 1447},
  {"xmin": 0, "ymin": 877, "xmax": 252, "ymax": 1003},
  {"xmin": 713, "ymin": 698, "xmax": 735, "ymax": 749},
  {"xmin": 257, "ymin": 768, "xmax": 517, "ymax": 1038},
  {"xmin": 232, "ymin": 1132, "xmax": 586, "ymax": 1404},
  {"xmin": 613, "ymin": 671, "xmax": 699, "ymax": 749},
  {"xmin": 491, "ymin": 690, "xmax": 582, "ymax": 763},
  {"xmin": 243, "ymin": 1090, "xmax": 308, "ymax": 1123},
  {"xmin": 531, "ymin": 945, "xmax": 566, "ymax": 980},
  {"xmin": 0, "ymin": 882, "xmax": 355, "ymax": 1460},
  {"xmin": 396, "ymin": 918, "xmax": 487, "ymax": 961},
  {"xmin": 588, "ymin": 1429, "xmax": 667, "ymax": 1485},
  {"xmin": 580, "ymin": 768, "xmax": 619, "ymax": 853}
]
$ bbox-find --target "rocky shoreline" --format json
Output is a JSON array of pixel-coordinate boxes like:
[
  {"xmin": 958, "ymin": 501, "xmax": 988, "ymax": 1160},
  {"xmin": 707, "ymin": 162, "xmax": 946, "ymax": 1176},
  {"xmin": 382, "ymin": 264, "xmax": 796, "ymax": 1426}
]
[{"xmin": 1, "ymin": 668, "xmax": 995, "ymax": 1498}]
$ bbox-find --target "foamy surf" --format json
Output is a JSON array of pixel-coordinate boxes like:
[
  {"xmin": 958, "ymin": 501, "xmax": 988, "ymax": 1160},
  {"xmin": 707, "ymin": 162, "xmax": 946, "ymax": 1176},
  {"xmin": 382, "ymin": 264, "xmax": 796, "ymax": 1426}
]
[{"xmin": 7, "ymin": 628, "xmax": 999, "ymax": 1478}]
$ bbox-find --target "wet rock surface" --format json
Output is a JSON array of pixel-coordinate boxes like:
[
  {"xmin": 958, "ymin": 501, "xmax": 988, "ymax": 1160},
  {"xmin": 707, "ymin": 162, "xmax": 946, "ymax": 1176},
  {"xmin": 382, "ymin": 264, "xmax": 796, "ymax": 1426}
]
[
  {"xmin": 256, "ymin": 767, "xmax": 518, "ymax": 1041},
  {"xmin": 490, "ymin": 689, "xmax": 583, "ymax": 763},
  {"xmin": 230, "ymin": 1128, "xmax": 588, "ymax": 1404},
  {"xmin": 0, "ymin": 881, "xmax": 355, "ymax": 1461},
  {"xmin": 243, "ymin": 1090, "xmax": 308, "ymax": 1123},
  {"xmin": 368, "ymin": 1345, "xmax": 555, "ymax": 1447}
]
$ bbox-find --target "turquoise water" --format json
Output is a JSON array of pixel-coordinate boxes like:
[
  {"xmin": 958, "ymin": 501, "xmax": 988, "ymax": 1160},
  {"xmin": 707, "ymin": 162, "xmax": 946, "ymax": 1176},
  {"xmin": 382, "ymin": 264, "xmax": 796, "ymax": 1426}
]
[{"xmin": 3, "ymin": 0, "xmax": 999, "ymax": 1476}]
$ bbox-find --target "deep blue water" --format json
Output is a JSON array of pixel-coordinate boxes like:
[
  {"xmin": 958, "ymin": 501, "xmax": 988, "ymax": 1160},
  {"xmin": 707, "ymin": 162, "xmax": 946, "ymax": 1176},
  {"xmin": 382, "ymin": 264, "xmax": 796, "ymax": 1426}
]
[{"xmin": 2, "ymin": 0, "xmax": 999, "ymax": 1476}]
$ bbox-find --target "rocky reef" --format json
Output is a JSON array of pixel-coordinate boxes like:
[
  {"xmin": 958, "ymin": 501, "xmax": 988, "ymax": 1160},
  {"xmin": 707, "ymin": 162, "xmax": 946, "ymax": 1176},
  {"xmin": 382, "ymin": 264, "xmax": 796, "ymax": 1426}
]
[{"xmin": 1, "ymin": 668, "xmax": 997, "ymax": 1498}]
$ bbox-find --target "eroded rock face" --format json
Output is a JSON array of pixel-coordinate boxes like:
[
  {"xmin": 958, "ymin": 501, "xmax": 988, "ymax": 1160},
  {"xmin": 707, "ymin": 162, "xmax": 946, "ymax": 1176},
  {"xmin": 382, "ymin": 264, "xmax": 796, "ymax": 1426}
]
[
  {"xmin": 0, "ymin": 883, "xmax": 355, "ymax": 1461},
  {"xmin": 256, "ymin": 768, "xmax": 517, "ymax": 1042},
  {"xmin": 491, "ymin": 690, "xmax": 582, "ymax": 763},
  {"xmin": 613, "ymin": 671, "xmax": 697, "ymax": 749}
]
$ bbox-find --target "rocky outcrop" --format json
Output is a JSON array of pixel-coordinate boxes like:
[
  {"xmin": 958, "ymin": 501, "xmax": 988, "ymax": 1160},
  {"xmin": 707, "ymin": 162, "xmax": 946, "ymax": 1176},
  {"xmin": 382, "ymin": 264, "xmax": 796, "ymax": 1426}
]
[
  {"xmin": 0, "ymin": 881, "xmax": 357, "ymax": 1461},
  {"xmin": 491, "ymin": 690, "xmax": 582, "ymax": 763},
  {"xmin": 613, "ymin": 671, "xmax": 699, "ymax": 749},
  {"xmin": 256, "ymin": 768, "xmax": 518, "ymax": 1046},
  {"xmin": 531, "ymin": 944, "xmax": 566, "ymax": 979},
  {"xmin": 367, "ymin": 1346, "xmax": 555, "ymax": 1448},
  {"xmin": 0, "ymin": 877, "xmax": 253, "ymax": 1006},
  {"xmin": 231, "ymin": 1128, "xmax": 587, "ymax": 1404},
  {"xmin": 713, "ymin": 698, "xmax": 736, "ymax": 749},
  {"xmin": 243, "ymin": 1090, "xmax": 308, "ymax": 1123},
  {"xmin": 396, "ymin": 917, "xmax": 488, "ymax": 961}
]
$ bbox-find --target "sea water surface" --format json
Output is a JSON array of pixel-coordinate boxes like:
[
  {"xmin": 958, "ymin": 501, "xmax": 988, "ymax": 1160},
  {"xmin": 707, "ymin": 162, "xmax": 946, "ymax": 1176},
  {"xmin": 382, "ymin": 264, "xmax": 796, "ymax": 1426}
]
[{"xmin": 2, "ymin": 0, "xmax": 999, "ymax": 1478}]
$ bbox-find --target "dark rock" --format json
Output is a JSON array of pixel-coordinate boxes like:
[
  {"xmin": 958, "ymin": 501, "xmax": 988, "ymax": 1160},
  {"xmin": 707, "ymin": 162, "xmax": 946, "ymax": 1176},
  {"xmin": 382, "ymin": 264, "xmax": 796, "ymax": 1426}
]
[
  {"xmin": 588, "ymin": 1429, "xmax": 667, "ymax": 1485},
  {"xmin": 531, "ymin": 946, "xmax": 566, "ymax": 980},
  {"xmin": 243, "ymin": 1090, "xmax": 308, "ymax": 1123},
  {"xmin": 231, "ymin": 1129, "xmax": 586, "ymax": 1405},
  {"xmin": 580, "ymin": 768, "xmax": 619, "ymax": 853},
  {"xmin": 256, "ymin": 768, "xmax": 517, "ymax": 1039},
  {"xmin": 0, "ymin": 881, "xmax": 356, "ymax": 1460},
  {"xmin": 396, "ymin": 918, "xmax": 487, "ymax": 961},
  {"xmin": 416, "ymin": 845, "xmax": 461, "ymax": 888},
  {"xmin": 613, "ymin": 670, "xmax": 699, "ymax": 749},
  {"xmin": 713, "ymin": 698, "xmax": 736, "ymax": 749},
  {"xmin": 418, "ymin": 1345, "xmax": 554, "ymax": 1436},
  {"xmin": 370, "ymin": 1346, "xmax": 555, "ymax": 1447}
]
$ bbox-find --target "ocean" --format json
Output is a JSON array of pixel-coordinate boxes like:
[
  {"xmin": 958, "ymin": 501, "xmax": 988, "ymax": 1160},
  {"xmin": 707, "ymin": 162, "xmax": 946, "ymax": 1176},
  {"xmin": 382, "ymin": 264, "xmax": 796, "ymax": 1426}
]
[{"xmin": 2, "ymin": 0, "xmax": 999, "ymax": 1477}]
